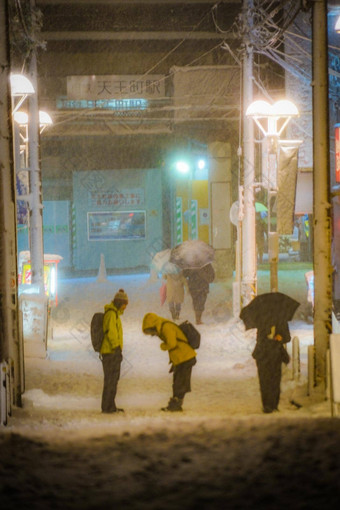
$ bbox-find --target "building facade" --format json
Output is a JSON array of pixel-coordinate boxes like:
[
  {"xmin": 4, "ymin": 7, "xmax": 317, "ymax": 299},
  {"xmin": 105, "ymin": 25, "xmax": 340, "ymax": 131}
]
[{"xmin": 12, "ymin": 0, "xmax": 284, "ymax": 277}]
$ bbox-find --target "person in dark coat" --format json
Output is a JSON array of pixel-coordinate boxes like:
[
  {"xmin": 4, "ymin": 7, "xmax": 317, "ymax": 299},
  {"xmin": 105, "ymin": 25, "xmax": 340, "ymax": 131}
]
[
  {"xmin": 252, "ymin": 321, "xmax": 291, "ymax": 413},
  {"xmin": 100, "ymin": 288, "xmax": 128, "ymax": 413},
  {"xmin": 142, "ymin": 313, "xmax": 197, "ymax": 412},
  {"xmin": 256, "ymin": 214, "xmax": 267, "ymax": 264},
  {"xmin": 183, "ymin": 263, "xmax": 215, "ymax": 324}
]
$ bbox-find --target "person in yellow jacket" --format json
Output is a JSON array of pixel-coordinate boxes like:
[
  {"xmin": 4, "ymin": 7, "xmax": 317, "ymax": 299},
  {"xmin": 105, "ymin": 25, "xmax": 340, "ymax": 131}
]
[
  {"xmin": 100, "ymin": 288, "xmax": 128, "ymax": 413},
  {"xmin": 142, "ymin": 312, "xmax": 197, "ymax": 412}
]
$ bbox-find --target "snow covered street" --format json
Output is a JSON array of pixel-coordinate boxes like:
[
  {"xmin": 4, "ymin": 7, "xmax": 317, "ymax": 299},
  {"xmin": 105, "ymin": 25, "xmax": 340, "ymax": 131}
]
[
  {"xmin": 1, "ymin": 272, "xmax": 339, "ymax": 509},
  {"xmin": 12, "ymin": 272, "xmax": 328, "ymax": 432}
]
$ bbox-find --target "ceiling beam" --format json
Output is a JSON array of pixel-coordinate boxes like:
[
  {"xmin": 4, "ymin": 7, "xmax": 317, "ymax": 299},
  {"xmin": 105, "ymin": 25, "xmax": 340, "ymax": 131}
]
[
  {"xmin": 37, "ymin": 0, "xmax": 239, "ymax": 4},
  {"xmin": 41, "ymin": 31, "xmax": 235, "ymax": 41}
]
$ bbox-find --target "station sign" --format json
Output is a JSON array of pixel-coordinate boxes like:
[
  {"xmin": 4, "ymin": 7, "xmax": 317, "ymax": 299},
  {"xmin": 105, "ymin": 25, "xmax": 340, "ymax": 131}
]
[{"xmin": 67, "ymin": 75, "xmax": 165, "ymax": 100}]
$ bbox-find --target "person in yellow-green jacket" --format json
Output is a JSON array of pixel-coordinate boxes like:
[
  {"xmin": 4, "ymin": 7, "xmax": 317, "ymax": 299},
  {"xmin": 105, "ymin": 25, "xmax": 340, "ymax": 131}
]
[
  {"xmin": 100, "ymin": 289, "xmax": 128, "ymax": 413},
  {"xmin": 142, "ymin": 312, "xmax": 197, "ymax": 412}
]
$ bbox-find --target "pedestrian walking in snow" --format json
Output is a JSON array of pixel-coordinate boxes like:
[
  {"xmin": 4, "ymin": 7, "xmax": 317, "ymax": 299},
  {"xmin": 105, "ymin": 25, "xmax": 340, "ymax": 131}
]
[
  {"xmin": 256, "ymin": 214, "xmax": 266, "ymax": 264},
  {"xmin": 240, "ymin": 292, "xmax": 299, "ymax": 414},
  {"xmin": 100, "ymin": 289, "xmax": 128, "ymax": 413},
  {"xmin": 142, "ymin": 312, "xmax": 197, "ymax": 412},
  {"xmin": 162, "ymin": 262, "xmax": 187, "ymax": 321},
  {"xmin": 183, "ymin": 263, "xmax": 215, "ymax": 324}
]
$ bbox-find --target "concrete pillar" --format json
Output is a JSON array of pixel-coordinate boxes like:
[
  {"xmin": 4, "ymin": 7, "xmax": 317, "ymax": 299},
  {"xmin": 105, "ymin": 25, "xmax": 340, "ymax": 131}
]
[
  {"xmin": 0, "ymin": 0, "xmax": 23, "ymax": 408},
  {"xmin": 208, "ymin": 141, "xmax": 233, "ymax": 280}
]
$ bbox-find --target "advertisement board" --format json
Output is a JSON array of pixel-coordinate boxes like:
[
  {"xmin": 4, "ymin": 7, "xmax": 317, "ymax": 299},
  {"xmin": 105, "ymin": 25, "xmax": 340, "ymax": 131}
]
[
  {"xmin": 87, "ymin": 211, "xmax": 146, "ymax": 241},
  {"xmin": 335, "ymin": 124, "xmax": 340, "ymax": 183}
]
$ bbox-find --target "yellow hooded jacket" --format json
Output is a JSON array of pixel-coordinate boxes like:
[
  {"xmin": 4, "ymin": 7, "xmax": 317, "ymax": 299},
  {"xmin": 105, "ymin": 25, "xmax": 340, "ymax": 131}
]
[
  {"xmin": 100, "ymin": 303, "xmax": 123, "ymax": 354},
  {"xmin": 142, "ymin": 313, "xmax": 196, "ymax": 366}
]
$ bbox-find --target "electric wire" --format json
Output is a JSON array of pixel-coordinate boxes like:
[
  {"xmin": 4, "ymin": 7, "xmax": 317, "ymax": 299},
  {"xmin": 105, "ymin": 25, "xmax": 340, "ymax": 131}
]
[{"xmin": 47, "ymin": 4, "xmax": 232, "ymax": 128}]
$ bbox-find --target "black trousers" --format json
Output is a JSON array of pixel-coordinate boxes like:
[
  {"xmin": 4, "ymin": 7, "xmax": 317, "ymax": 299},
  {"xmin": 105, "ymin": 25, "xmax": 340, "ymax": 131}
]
[
  {"xmin": 256, "ymin": 357, "xmax": 282, "ymax": 412},
  {"xmin": 172, "ymin": 357, "xmax": 197, "ymax": 399},
  {"xmin": 190, "ymin": 291, "xmax": 208, "ymax": 313},
  {"xmin": 101, "ymin": 348, "xmax": 122, "ymax": 412}
]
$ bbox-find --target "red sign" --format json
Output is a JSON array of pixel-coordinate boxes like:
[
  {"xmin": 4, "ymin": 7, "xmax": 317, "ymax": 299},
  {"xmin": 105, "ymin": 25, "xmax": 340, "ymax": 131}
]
[{"xmin": 336, "ymin": 125, "xmax": 340, "ymax": 182}]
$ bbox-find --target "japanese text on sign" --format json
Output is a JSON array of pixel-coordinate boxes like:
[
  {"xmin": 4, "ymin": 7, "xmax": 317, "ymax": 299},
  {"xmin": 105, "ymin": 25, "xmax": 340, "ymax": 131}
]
[
  {"xmin": 89, "ymin": 189, "xmax": 145, "ymax": 207},
  {"xmin": 67, "ymin": 75, "xmax": 165, "ymax": 100}
]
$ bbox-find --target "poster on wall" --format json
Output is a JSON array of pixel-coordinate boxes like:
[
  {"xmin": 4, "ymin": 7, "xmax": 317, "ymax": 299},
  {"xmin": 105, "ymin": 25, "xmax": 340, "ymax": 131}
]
[
  {"xmin": 88, "ymin": 189, "xmax": 145, "ymax": 207},
  {"xmin": 336, "ymin": 124, "xmax": 340, "ymax": 183},
  {"xmin": 87, "ymin": 211, "xmax": 146, "ymax": 241},
  {"xmin": 16, "ymin": 173, "xmax": 29, "ymax": 225}
]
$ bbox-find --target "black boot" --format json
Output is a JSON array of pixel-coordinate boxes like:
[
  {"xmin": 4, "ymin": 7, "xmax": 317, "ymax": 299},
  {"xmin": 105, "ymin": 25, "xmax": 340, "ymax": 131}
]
[{"xmin": 161, "ymin": 397, "xmax": 183, "ymax": 412}]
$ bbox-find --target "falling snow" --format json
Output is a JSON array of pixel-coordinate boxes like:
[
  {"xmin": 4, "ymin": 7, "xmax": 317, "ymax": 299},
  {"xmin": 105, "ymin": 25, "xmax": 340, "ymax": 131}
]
[{"xmin": 1, "ymin": 271, "xmax": 339, "ymax": 509}]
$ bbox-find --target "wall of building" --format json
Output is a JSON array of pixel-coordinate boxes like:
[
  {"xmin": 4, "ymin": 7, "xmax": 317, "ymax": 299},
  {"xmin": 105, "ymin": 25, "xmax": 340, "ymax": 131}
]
[{"xmin": 72, "ymin": 168, "xmax": 162, "ymax": 271}]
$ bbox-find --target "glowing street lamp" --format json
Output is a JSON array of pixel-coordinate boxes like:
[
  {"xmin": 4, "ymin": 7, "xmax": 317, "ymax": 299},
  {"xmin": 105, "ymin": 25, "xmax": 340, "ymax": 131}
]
[
  {"xmin": 246, "ymin": 99, "xmax": 299, "ymax": 291},
  {"xmin": 335, "ymin": 15, "xmax": 340, "ymax": 33},
  {"xmin": 13, "ymin": 110, "xmax": 53, "ymax": 170},
  {"xmin": 38, "ymin": 110, "xmax": 53, "ymax": 133},
  {"xmin": 246, "ymin": 99, "xmax": 299, "ymax": 138},
  {"xmin": 14, "ymin": 110, "xmax": 53, "ymax": 132},
  {"xmin": 10, "ymin": 73, "xmax": 35, "ymax": 113},
  {"xmin": 197, "ymin": 159, "xmax": 206, "ymax": 170},
  {"xmin": 175, "ymin": 160, "xmax": 190, "ymax": 174}
]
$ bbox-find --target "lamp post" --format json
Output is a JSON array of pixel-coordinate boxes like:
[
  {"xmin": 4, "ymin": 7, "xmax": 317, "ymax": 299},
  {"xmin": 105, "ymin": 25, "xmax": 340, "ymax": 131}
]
[
  {"xmin": 10, "ymin": 73, "xmax": 52, "ymax": 356},
  {"xmin": 13, "ymin": 110, "xmax": 52, "ymax": 170},
  {"xmin": 13, "ymin": 110, "xmax": 53, "ymax": 238},
  {"xmin": 10, "ymin": 73, "xmax": 35, "ymax": 226},
  {"xmin": 246, "ymin": 99, "xmax": 299, "ymax": 291},
  {"xmin": 0, "ymin": 10, "xmax": 24, "ymax": 416},
  {"xmin": 10, "ymin": 75, "xmax": 35, "ymax": 173},
  {"xmin": 10, "ymin": 74, "xmax": 35, "ymax": 114}
]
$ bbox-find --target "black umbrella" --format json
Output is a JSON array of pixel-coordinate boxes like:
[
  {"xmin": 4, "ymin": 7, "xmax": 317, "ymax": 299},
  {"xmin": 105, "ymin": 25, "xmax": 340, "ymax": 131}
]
[
  {"xmin": 239, "ymin": 292, "xmax": 300, "ymax": 331},
  {"xmin": 169, "ymin": 240, "xmax": 215, "ymax": 270}
]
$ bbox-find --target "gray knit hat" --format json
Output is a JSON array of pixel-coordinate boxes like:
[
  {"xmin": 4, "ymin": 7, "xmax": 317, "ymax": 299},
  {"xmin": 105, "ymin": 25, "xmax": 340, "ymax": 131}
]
[{"xmin": 113, "ymin": 288, "xmax": 128, "ymax": 303}]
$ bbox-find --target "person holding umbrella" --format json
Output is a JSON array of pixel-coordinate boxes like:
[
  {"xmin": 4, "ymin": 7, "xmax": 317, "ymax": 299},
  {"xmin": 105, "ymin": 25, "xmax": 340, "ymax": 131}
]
[
  {"xmin": 240, "ymin": 292, "xmax": 300, "ymax": 414},
  {"xmin": 182, "ymin": 263, "xmax": 215, "ymax": 324},
  {"xmin": 169, "ymin": 240, "xmax": 215, "ymax": 325}
]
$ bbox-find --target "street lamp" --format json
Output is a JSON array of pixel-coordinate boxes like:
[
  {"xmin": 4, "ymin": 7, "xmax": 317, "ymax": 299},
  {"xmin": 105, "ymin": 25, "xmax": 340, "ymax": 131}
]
[
  {"xmin": 14, "ymin": 110, "xmax": 53, "ymax": 134},
  {"xmin": 246, "ymin": 99, "xmax": 299, "ymax": 291},
  {"xmin": 335, "ymin": 15, "xmax": 340, "ymax": 33},
  {"xmin": 38, "ymin": 111, "xmax": 53, "ymax": 133},
  {"xmin": 14, "ymin": 110, "xmax": 53, "ymax": 178},
  {"xmin": 175, "ymin": 160, "xmax": 190, "ymax": 175},
  {"xmin": 10, "ymin": 73, "xmax": 35, "ymax": 114}
]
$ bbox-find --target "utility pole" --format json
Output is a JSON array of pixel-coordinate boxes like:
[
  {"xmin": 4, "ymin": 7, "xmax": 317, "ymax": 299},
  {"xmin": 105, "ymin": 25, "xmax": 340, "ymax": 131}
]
[
  {"xmin": 0, "ymin": 0, "xmax": 22, "ymax": 412},
  {"xmin": 27, "ymin": 0, "xmax": 44, "ymax": 295},
  {"xmin": 241, "ymin": 0, "xmax": 256, "ymax": 306},
  {"xmin": 312, "ymin": 0, "xmax": 332, "ymax": 385}
]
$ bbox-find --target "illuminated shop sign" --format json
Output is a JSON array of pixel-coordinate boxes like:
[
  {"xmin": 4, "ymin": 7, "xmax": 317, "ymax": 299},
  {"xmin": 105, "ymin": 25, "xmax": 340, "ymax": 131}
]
[
  {"xmin": 336, "ymin": 124, "xmax": 340, "ymax": 183},
  {"xmin": 57, "ymin": 98, "xmax": 148, "ymax": 110}
]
